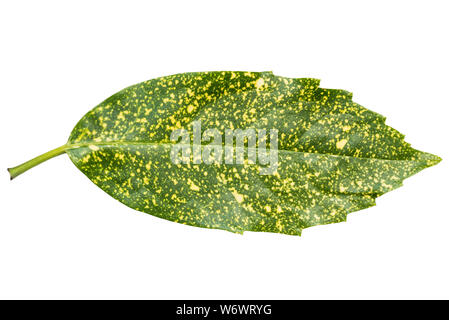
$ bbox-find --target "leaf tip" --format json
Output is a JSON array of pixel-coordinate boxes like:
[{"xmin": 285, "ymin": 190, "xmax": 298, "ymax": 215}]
[{"xmin": 428, "ymin": 154, "xmax": 442, "ymax": 167}]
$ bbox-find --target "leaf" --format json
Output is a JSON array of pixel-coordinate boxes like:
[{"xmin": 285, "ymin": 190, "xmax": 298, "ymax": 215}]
[{"xmin": 8, "ymin": 71, "xmax": 441, "ymax": 236}]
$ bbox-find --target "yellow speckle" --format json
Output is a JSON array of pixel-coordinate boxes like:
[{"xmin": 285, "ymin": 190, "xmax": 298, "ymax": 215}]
[
  {"xmin": 276, "ymin": 220, "xmax": 283, "ymax": 231},
  {"xmin": 188, "ymin": 179, "xmax": 200, "ymax": 191},
  {"xmin": 231, "ymin": 190, "xmax": 244, "ymax": 204},
  {"xmin": 255, "ymin": 78, "xmax": 265, "ymax": 89},
  {"xmin": 336, "ymin": 139, "xmax": 348, "ymax": 149},
  {"xmin": 342, "ymin": 125, "xmax": 351, "ymax": 132},
  {"xmin": 117, "ymin": 112, "xmax": 125, "ymax": 120},
  {"xmin": 264, "ymin": 205, "xmax": 271, "ymax": 212},
  {"xmin": 187, "ymin": 105, "xmax": 194, "ymax": 113}
]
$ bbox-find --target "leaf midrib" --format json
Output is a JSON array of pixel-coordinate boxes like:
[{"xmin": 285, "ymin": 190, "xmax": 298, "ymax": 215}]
[{"xmin": 65, "ymin": 141, "xmax": 435, "ymax": 163}]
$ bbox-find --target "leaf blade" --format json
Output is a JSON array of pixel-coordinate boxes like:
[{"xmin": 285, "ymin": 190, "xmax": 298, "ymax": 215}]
[{"xmin": 62, "ymin": 71, "xmax": 441, "ymax": 235}]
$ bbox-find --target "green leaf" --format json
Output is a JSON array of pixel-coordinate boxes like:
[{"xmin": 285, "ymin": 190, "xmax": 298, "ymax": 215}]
[{"xmin": 8, "ymin": 71, "xmax": 441, "ymax": 235}]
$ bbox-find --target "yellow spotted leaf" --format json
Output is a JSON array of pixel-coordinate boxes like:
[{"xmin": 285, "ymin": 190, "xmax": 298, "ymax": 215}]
[{"xmin": 8, "ymin": 72, "xmax": 441, "ymax": 235}]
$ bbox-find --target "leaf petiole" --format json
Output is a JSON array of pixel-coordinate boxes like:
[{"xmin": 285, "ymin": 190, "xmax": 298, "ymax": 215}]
[{"xmin": 8, "ymin": 144, "xmax": 68, "ymax": 180}]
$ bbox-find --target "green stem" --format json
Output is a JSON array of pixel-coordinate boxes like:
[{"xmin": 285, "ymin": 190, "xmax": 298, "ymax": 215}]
[{"xmin": 8, "ymin": 145, "xmax": 68, "ymax": 180}]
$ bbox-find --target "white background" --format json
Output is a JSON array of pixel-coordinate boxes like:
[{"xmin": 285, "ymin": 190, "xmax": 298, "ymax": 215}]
[{"xmin": 1, "ymin": 0, "xmax": 448, "ymax": 299}]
